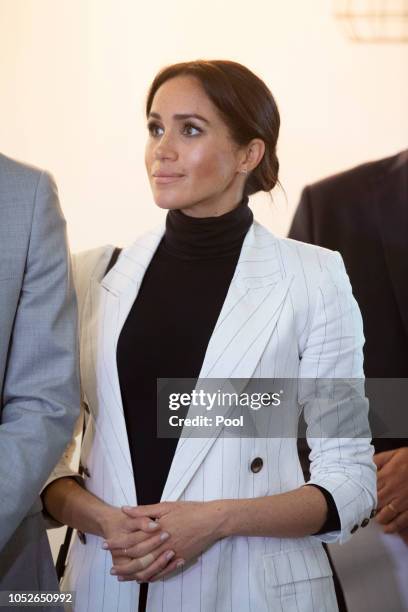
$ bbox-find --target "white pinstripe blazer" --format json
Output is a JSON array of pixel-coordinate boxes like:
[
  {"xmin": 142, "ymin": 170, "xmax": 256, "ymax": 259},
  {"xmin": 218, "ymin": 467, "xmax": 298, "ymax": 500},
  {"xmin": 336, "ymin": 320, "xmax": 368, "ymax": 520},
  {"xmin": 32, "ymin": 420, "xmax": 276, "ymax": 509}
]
[{"xmin": 48, "ymin": 219, "xmax": 376, "ymax": 612}]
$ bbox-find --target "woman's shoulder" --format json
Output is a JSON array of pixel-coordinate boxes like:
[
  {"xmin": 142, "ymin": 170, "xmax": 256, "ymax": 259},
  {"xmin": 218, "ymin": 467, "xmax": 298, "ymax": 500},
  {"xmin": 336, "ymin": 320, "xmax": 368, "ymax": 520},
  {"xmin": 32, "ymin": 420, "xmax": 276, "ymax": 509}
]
[
  {"xmin": 71, "ymin": 245, "xmax": 115, "ymax": 298},
  {"xmin": 253, "ymin": 221, "xmax": 343, "ymax": 279},
  {"xmin": 279, "ymin": 235, "xmax": 340, "ymax": 272}
]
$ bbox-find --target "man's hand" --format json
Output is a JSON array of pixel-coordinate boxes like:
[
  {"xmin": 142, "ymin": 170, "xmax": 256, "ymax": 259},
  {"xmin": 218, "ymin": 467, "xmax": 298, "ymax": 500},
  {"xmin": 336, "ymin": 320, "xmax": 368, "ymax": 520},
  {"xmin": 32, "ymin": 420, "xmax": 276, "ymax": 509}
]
[
  {"xmin": 105, "ymin": 501, "xmax": 224, "ymax": 583},
  {"xmin": 374, "ymin": 447, "xmax": 408, "ymax": 538}
]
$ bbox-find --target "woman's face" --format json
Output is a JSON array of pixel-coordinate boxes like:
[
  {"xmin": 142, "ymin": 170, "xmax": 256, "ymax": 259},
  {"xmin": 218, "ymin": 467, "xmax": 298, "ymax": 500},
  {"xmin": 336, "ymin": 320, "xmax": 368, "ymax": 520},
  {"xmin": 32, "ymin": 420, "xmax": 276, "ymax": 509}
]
[{"xmin": 145, "ymin": 75, "xmax": 248, "ymax": 217}]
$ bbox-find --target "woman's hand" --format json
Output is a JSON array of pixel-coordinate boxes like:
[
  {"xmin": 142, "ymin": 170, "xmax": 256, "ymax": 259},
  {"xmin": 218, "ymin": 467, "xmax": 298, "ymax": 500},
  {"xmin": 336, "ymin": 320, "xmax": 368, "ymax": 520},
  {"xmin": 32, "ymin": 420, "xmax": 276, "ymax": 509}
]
[
  {"xmin": 100, "ymin": 505, "xmax": 176, "ymax": 580},
  {"xmin": 105, "ymin": 501, "xmax": 225, "ymax": 582},
  {"xmin": 100, "ymin": 505, "xmax": 160, "ymax": 541}
]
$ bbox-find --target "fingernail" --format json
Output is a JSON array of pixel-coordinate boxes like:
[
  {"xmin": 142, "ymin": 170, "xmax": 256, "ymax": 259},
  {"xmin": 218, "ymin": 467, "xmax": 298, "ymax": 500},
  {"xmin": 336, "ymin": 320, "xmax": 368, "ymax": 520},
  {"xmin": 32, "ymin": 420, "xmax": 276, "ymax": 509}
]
[
  {"xmin": 122, "ymin": 505, "xmax": 132, "ymax": 511},
  {"xmin": 166, "ymin": 550, "xmax": 175, "ymax": 561},
  {"xmin": 160, "ymin": 531, "xmax": 169, "ymax": 541},
  {"xmin": 149, "ymin": 521, "xmax": 159, "ymax": 529},
  {"xmin": 118, "ymin": 576, "xmax": 124, "ymax": 582},
  {"xmin": 176, "ymin": 559, "xmax": 185, "ymax": 568},
  {"xmin": 102, "ymin": 542, "xmax": 109, "ymax": 549},
  {"xmin": 110, "ymin": 568, "xmax": 117, "ymax": 575}
]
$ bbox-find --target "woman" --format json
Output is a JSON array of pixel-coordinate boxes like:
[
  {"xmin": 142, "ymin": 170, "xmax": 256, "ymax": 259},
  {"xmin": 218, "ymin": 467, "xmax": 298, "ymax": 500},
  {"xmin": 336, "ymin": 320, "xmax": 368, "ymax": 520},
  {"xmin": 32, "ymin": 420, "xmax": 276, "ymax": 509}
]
[{"xmin": 43, "ymin": 60, "xmax": 376, "ymax": 612}]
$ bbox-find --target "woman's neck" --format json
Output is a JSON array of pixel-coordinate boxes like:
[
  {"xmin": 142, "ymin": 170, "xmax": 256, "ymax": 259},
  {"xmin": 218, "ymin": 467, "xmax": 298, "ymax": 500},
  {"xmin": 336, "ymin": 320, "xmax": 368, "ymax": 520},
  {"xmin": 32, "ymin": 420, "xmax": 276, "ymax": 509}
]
[
  {"xmin": 174, "ymin": 189, "xmax": 248, "ymax": 219},
  {"xmin": 162, "ymin": 195, "xmax": 253, "ymax": 260}
]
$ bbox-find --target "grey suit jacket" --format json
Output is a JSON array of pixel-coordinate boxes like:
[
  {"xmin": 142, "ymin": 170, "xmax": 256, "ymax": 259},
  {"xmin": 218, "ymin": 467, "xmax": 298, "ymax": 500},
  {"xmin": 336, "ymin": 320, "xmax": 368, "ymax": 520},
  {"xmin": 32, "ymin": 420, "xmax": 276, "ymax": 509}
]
[{"xmin": 0, "ymin": 153, "xmax": 80, "ymax": 596}]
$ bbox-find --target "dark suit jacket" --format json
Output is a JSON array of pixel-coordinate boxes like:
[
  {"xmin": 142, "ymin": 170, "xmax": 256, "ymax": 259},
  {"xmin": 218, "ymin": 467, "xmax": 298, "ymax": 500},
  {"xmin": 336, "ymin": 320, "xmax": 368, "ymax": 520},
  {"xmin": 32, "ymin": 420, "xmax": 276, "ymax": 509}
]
[{"xmin": 289, "ymin": 150, "xmax": 408, "ymax": 453}]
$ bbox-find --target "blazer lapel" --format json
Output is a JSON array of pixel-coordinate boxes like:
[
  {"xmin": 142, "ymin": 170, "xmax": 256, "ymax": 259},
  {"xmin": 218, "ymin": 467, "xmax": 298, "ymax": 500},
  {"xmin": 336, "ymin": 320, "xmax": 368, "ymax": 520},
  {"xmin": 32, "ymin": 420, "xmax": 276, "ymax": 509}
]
[
  {"xmin": 374, "ymin": 150, "xmax": 408, "ymax": 336},
  {"xmin": 82, "ymin": 226, "xmax": 165, "ymax": 506},
  {"xmin": 161, "ymin": 222, "xmax": 294, "ymax": 502}
]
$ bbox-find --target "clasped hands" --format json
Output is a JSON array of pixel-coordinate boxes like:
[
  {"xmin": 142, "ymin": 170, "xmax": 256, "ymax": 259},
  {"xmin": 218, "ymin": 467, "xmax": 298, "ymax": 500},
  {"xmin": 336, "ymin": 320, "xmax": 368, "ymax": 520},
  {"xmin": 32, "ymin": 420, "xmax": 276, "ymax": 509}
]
[
  {"xmin": 102, "ymin": 500, "xmax": 222, "ymax": 583},
  {"xmin": 374, "ymin": 447, "xmax": 408, "ymax": 546}
]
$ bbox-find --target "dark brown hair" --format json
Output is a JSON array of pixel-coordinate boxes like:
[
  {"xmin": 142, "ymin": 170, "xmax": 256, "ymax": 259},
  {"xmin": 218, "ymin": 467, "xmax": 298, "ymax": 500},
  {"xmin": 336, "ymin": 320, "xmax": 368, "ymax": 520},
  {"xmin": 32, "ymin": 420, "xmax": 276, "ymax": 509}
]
[{"xmin": 145, "ymin": 60, "xmax": 280, "ymax": 198}]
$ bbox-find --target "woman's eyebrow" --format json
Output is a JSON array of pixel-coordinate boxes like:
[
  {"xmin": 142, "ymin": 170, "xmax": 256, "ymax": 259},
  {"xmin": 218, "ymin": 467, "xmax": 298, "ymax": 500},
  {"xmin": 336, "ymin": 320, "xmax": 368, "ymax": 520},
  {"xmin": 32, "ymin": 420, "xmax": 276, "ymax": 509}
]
[{"xmin": 148, "ymin": 112, "xmax": 210, "ymax": 124}]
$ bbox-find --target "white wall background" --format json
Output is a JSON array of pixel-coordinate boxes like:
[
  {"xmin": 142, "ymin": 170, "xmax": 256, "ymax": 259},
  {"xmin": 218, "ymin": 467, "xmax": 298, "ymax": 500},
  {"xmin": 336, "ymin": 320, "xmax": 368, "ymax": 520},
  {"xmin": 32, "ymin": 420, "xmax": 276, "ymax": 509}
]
[
  {"xmin": 1, "ymin": 0, "xmax": 407, "ymax": 561},
  {"xmin": 1, "ymin": 0, "xmax": 407, "ymax": 252}
]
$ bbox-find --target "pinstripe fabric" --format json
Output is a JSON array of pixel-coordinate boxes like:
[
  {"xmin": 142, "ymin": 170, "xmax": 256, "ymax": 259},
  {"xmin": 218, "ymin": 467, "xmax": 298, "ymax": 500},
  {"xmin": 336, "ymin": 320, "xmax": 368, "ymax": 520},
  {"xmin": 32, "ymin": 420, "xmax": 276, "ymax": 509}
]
[{"xmin": 47, "ymin": 220, "xmax": 376, "ymax": 612}]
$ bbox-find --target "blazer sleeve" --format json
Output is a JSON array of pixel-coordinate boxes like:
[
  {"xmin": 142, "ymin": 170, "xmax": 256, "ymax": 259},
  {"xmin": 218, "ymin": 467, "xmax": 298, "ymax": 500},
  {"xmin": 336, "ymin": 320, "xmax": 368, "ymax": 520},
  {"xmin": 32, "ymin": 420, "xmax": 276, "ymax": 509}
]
[
  {"xmin": 41, "ymin": 397, "xmax": 86, "ymax": 529},
  {"xmin": 0, "ymin": 172, "xmax": 80, "ymax": 551},
  {"xmin": 288, "ymin": 186, "xmax": 315, "ymax": 243},
  {"xmin": 298, "ymin": 249, "xmax": 377, "ymax": 545},
  {"xmin": 41, "ymin": 246, "xmax": 114, "ymax": 528}
]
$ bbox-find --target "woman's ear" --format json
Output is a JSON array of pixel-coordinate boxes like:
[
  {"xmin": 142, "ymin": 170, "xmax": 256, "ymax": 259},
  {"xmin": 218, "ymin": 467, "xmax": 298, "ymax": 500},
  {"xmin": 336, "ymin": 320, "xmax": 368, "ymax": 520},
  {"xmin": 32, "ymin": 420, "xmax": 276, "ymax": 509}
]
[{"xmin": 239, "ymin": 139, "xmax": 265, "ymax": 174}]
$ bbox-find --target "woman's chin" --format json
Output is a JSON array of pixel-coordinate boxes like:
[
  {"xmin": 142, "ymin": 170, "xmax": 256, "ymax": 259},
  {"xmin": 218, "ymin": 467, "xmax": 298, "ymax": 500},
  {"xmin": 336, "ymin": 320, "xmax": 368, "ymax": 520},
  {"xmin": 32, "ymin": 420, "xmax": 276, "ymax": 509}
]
[{"xmin": 153, "ymin": 195, "xmax": 185, "ymax": 211}]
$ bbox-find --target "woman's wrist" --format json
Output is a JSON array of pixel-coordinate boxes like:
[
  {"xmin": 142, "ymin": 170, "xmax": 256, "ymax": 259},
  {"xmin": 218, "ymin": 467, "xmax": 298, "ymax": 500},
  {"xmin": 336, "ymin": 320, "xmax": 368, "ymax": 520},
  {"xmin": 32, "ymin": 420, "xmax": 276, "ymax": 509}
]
[
  {"xmin": 96, "ymin": 504, "xmax": 122, "ymax": 538},
  {"xmin": 207, "ymin": 499, "xmax": 233, "ymax": 539},
  {"xmin": 206, "ymin": 488, "xmax": 330, "ymax": 540}
]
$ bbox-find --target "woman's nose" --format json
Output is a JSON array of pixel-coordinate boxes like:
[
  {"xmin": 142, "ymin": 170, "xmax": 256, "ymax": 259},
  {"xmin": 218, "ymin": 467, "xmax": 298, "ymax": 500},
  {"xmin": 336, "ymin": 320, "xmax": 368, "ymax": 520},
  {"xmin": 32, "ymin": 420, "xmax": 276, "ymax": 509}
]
[{"xmin": 154, "ymin": 134, "xmax": 178, "ymax": 161}]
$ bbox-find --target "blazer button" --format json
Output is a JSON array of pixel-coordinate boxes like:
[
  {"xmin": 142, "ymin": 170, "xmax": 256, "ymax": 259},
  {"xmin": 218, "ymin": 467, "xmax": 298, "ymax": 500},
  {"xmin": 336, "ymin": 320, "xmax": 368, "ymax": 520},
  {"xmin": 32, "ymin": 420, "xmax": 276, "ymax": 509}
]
[
  {"xmin": 350, "ymin": 524, "xmax": 359, "ymax": 534},
  {"xmin": 250, "ymin": 457, "xmax": 263, "ymax": 473},
  {"xmin": 370, "ymin": 508, "xmax": 377, "ymax": 519},
  {"xmin": 361, "ymin": 518, "xmax": 370, "ymax": 527},
  {"xmin": 78, "ymin": 530, "xmax": 87, "ymax": 545}
]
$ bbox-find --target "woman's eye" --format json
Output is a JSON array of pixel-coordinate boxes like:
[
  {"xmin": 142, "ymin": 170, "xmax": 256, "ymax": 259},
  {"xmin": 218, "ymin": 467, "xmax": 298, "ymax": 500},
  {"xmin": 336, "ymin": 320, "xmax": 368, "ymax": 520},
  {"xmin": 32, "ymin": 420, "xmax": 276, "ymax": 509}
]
[
  {"xmin": 147, "ymin": 122, "xmax": 202, "ymax": 137},
  {"xmin": 147, "ymin": 122, "xmax": 163, "ymax": 136},
  {"xmin": 183, "ymin": 123, "xmax": 201, "ymax": 136}
]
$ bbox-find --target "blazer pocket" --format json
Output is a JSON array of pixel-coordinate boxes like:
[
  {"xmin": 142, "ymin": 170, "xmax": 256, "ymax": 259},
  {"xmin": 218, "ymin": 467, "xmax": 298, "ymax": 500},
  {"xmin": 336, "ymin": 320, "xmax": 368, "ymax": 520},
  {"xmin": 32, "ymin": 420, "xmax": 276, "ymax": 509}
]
[{"xmin": 263, "ymin": 545, "xmax": 335, "ymax": 611}]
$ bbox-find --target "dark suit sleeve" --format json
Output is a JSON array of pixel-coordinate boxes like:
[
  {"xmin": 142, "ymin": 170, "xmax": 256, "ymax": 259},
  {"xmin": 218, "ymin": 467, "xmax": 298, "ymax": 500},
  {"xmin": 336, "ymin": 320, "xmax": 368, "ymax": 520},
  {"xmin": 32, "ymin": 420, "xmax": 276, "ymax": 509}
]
[{"xmin": 288, "ymin": 186, "xmax": 315, "ymax": 243}]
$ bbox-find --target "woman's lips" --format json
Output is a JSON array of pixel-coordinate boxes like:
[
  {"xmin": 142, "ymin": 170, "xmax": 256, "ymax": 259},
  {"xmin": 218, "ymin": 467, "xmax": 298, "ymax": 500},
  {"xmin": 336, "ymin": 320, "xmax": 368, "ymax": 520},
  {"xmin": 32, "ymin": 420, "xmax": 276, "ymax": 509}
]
[{"xmin": 153, "ymin": 175, "xmax": 185, "ymax": 184}]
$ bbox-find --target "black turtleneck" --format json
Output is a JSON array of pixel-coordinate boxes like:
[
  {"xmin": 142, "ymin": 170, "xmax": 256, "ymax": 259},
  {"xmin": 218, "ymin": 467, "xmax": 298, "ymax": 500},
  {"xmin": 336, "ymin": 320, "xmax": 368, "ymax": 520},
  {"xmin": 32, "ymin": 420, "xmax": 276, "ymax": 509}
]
[
  {"xmin": 117, "ymin": 196, "xmax": 253, "ymax": 507},
  {"xmin": 116, "ymin": 197, "xmax": 339, "ymax": 611}
]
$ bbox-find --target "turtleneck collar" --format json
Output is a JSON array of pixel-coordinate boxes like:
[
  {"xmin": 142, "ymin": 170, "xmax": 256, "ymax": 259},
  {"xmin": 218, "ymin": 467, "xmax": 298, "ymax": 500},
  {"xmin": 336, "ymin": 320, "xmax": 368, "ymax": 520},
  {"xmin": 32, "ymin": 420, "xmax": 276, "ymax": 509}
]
[{"xmin": 162, "ymin": 195, "xmax": 253, "ymax": 260}]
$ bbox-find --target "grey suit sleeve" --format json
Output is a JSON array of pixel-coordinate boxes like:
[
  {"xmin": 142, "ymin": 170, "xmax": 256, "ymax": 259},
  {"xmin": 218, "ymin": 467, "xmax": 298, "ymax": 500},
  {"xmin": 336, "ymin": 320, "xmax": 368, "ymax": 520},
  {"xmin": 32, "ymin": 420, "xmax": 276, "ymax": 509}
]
[
  {"xmin": 0, "ymin": 171, "xmax": 80, "ymax": 551},
  {"xmin": 288, "ymin": 186, "xmax": 315, "ymax": 243}
]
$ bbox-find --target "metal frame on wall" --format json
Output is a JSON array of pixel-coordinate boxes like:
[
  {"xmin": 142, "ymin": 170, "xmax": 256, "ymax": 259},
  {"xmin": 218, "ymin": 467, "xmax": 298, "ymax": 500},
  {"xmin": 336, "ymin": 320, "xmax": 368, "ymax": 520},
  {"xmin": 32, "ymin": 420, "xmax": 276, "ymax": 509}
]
[{"xmin": 332, "ymin": 0, "xmax": 408, "ymax": 42}]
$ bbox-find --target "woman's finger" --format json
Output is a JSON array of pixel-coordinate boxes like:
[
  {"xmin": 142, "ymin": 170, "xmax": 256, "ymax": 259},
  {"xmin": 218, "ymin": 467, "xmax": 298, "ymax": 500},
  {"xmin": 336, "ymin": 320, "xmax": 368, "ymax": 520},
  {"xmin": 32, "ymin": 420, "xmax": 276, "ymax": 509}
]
[
  {"xmin": 113, "ymin": 549, "xmax": 175, "ymax": 581},
  {"xmin": 122, "ymin": 504, "xmax": 167, "ymax": 519},
  {"xmin": 134, "ymin": 549, "xmax": 177, "ymax": 582},
  {"xmin": 110, "ymin": 553, "xmax": 133, "ymax": 569},
  {"xmin": 104, "ymin": 528, "xmax": 151, "ymax": 552},
  {"xmin": 149, "ymin": 558, "xmax": 185, "ymax": 582},
  {"xmin": 111, "ymin": 552, "xmax": 156, "ymax": 577},
  {"xmin": 129, "ymin": 515, "xmax": 161, "ymax": 534},
  {"xmin": 127, "ymin": 531, "xmax": 170, "ymax": 558},
  {"xmin": 103, "ymin": 519, "xmax": 160, "ymax": 550}
]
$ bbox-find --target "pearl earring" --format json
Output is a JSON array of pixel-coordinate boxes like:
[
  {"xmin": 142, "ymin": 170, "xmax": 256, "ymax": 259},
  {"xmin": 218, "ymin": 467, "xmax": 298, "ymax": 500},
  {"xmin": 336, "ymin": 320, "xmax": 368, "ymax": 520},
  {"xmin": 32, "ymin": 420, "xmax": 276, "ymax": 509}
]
[{"xmin": 240, "ymin": 168, "xmax": 248, "ymax": 175}]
